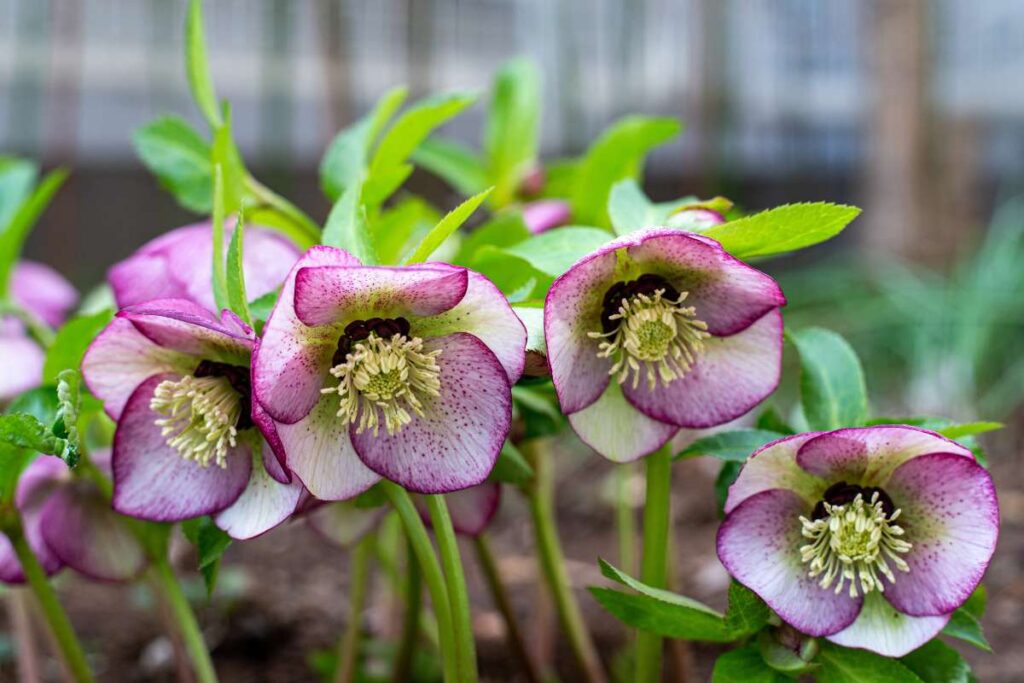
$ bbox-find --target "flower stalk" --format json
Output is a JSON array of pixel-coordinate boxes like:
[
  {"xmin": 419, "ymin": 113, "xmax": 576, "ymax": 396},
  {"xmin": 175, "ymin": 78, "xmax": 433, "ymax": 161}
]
[
  {"xmin": 150, "ymin": 556, "xmax": 219, "ymax": 683},
  {"xmin": 392, "ymin": 537, "xmax": 423, "ymax": 683},
  {"xmin": 636, "ymin": 445, "xmax": 671, "ymax": 683},
  {"xmin": 335, "ymin": 534, "xmax": 374, "ymax": 683}
]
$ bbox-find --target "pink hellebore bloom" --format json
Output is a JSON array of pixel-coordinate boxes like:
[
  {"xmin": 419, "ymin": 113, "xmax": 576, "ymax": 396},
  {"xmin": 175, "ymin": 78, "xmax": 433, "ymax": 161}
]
[
  {"xmin": 0, "ymin": 261, "xmax": 78, "ymax": 401},
  {"xmin": 544, "ymin": 228, "xmax": 785, "ymax": 462},
  {"xmin": 521, "ymin": 200, "xmax": 571, "ymax": 235},
  {"xmin": 252, "ymin": 246, "xmax": 526, "ymax": 498},
  {"xmin": 0, "ymin": 452, "xmax": 146, "ymax": 583},
  {"xmin": 81, "ymin": 299, "xmax": 302, "ymax": 539},
  {"xmin": 717, "ymin": 426, "xmax": 998, "ymax": 657},
  {"xmin": 108, "ymin": 222, "xmax": 301, "ymax": 311}
]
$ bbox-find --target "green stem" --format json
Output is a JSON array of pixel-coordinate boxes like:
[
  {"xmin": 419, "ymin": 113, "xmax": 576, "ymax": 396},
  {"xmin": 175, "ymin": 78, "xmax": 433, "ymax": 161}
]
[
  {"xmin": 523, "ymin": 439, "xmax": 607, "ymax": 683},
  {"xmin": 392, "ymin": 538, "xmax": 422, "ymax": 683},
  {"xmin": 9, "ymin": 522, "xmax": 93, "ymax": 682},
  {"xmin": 425, "ymin": 495, "xmax": 477, "ymax": 683},
  {"xmin": 635, "ymin": 446, "xmax": 672, "ymax": 683},
  {"xmin": 245, "ymin": 175, "xmax": 321, "ymax": 247},
  {"xmin": 150, "ymin": 557, "xmax": 218, "ymax": 683},
  {"xmin": 335, "ymin": 534, "xmax": 373, "ymax": 683},
  {"xmin": 473, "ymin": 534, "xmax": 543, "ymax": 683},
  {"xmin": 616, "ymin": 463, "xmax": 638, "ymax": 577},
  {"xmin": 0, "ymin": 301, "xmax": 55, "ymax": 348},
  {"xmin": 380, "ymin": 481, "xmax": 458, "ymax": 683}
]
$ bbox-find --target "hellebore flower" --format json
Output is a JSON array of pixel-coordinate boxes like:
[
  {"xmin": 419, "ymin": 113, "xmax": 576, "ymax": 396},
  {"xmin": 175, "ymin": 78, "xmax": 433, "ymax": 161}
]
[
  {"xmin": 521, "ymin": 200, "xmax": 571, "ymax": 235},
  {"xmin": 0, "ymin": 261, "xmax": 78, "ymax": 401},
  {"xmin": 717, "ymin": 426, "xmax": 998, "ymax": 657},
  {"xmin": 0, "ymin": 452, "xmax": 146, "ymax": 583},
  {"xmin": 81, "ymin": 299, "xmax": 302, "ymax": 539},
  {"xmin": 544, "ymin": 228, "xmax": 785, "ymax": 462},
  {"xmin": 108, "ymin": 222, "xmax": 301, "ymax": 311},
  {"xmin": 253, "ymin": 247, "xmax": 526, "ymax": 498}
]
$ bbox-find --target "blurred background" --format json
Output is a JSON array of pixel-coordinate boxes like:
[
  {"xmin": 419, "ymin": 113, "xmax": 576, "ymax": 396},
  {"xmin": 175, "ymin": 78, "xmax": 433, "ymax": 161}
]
[{"xmin": 2, "ymin": 0, "xmax": 1024, "ymax": 680}]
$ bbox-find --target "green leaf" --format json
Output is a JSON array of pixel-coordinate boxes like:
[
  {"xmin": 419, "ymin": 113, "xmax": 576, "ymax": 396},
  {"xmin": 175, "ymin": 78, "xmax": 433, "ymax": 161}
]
[
  {"xmin": 961, "ymin": 585, "xmax": 986, "ymax": 619},
  {"xmin": 133, "ymin": 116, "xmax": 212, "ymax": 213},
  {"xmin": 470, "ymin": 247, "xmax": 543, "ymax": 301},
  {"xmin": 210, "ymin": 165, "xmax": 229, "ymax": 311},
  {"xmin": 511, "ymin": 385, "xmax": 564, "ymax": 439},
  {"xmin": 756, "ymin": 406, "xmax": 795, "ymax": 435},
  {"xmin": 675, "ymin": 429, "xmax": 784, "ymax": 463},
  {"xmin": 411, "ymin": 137, "xmax": 488, "ymax": 197},
  {"xmin": 404, "ymin": 188, "xmax": 492, "ymax": 264},
  {"xmin": 182, "ymin": 516, "xmax": 232, "ymax": 597},
  {"xmin": 725, "ymin": 581, "xmax": 771, "ymax": 637},
  {"xmin": 372, "ymin": 195, "xmax": 442, "ymax": 266},
  {"xmin": 52, "ymin": 370, "xmax": 81, "ymax": 467},
  {"xmin": 320, "ymin": 86, "xmax": 408, "ymax": 201},
  {"xmin": 484, "ymin": 57, "xmax": 540, "ymax": 206},
  {"xmin": 756, "ymin": 630, "xmax": 819, "ymax": 674},
  {"xmin": 901, "ymin": 640, "xmax": 972, "ymax": 683},
  {"xmin": 712, "ymin": 646, "xmax": 791, "ymax": 683},
  {"xmin": 0, "ymin": 414, "xmax": 74, "ymax": 467},
  {"xmin": 0, "ymin": 168, "xmax": 68, "ymax": 298},
  {"xmin": 43, "ymin": 309, "xmax": 114, "ymax": 384},
  {"xmin": 941, "ymin": 606, "xmax": 991, "ymax": 651},
  {"xmin": 489, "ymin": 441, "xmax": 534, "ymax": 487},
  {"xmin": 789, "ymin": 327, "xmax": 868, "ymax": 431},
  {"xmin": 815, "ymin": 642, "xmax": 923, "ymax": 683},
  {"xmin": 454, "ymin": 212, "xmax": 530, "ymax": 266},
  {"xmin": 210, "ymin": 107, "xmax": 247, "ymax": 215},
  {"xmin": 607, "ymin": 179, "xmax": 699, "ymax": 236},
  {"xmin": 323, "ymin": 177, "xmax": 376, "ymax": 264},
  {"xmin": 248, "ymin": 289, "xmax": 278, "ymax": 323},
  {"xmin": 937, "ymin": 422, "xmax": 1003, "ymax": 440},
  {"xmin": 185, "ymin": 0, "xmax": 222, "ymax": 128},
  {"xmin": 714, "ymin": 461, "xmax": 743, "ymax": 515},
  {"xmin": 503, "ymin": 226, "xmax": 612, "ymax": 277},
  {"xmin": 571, "ymin": 116, "xmax": 681, "ymax": 227},
  {"xmin": 225, "ymin": 213, "xmax": 252, "ymax": 325},
  {"xmin": 0, "ymin": 156, "xmax": 38, "ymax": 230},
  {"xmin": 0, "ymin": 445, "xmax": 33, "ymax": 505},
  {"xmin": 702, "ymin": 202, "xmax": 861, "ymax": 260}
]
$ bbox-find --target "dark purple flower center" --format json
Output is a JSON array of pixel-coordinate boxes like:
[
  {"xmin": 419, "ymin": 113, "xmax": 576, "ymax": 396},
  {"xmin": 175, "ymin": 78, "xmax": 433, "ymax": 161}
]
[
  {"xmin": 333, "ymin": 316, "xmax": 411, "ymax": 366},
  {"xmin": 600, "ymin": 273, "xmax": 680, "ymax": 333},
  {"xmin": 193, "ymin": 360, "xmax": 253, "ymax": 429},
  {"xmin": 812, "ymin": 481, "xmax": 895, "ymax": 520}
]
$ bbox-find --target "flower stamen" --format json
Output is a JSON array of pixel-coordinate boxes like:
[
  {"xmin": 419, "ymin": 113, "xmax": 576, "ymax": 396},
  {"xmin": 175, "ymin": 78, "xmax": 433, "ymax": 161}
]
[
  {"xmin": 799, "ymin": 491, "xmax": 912, "ymax": 598},
  {"xmin": 322, "ymin": 331, "xmax": 442, "ymax": 436},
  {"xmin": 150, "ymin": 374, "xmax": 243, "ymax": 468}
]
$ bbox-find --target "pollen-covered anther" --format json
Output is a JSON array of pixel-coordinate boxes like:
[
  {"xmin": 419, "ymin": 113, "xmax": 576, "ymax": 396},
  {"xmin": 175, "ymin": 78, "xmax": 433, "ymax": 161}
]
[
  {"xmin": 322, "ymin": 332, "xmax": 442, "ymax": 436},
  {"xmin": 589, "ymin": 287, "xmax": 710, "ymax": 389},
  {"xmin": 799, "ymin": 492, "xmax": 912, "ymax": 598},
  {"xmin": 150, "ymin": 375, "xmax": 243, "ymax": 469}
]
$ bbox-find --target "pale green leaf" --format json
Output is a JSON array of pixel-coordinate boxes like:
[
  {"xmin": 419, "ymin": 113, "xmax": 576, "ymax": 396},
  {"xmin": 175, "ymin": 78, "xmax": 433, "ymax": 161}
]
[
  {"xmin": 0, "ymin": 156, "xmax": 38, "ymax": 230},
  {"xmin": 703, "ymin": 202, "xmax": 861, "ymax": 260},
  {"xmin": 323, "ymin": 178, "xmax": 376, "ymax": 265},
  {"xmin": 185, "ymin": 0, "xmax": 222, "ymax": 128},
  {"xmin": 226, "ymin": 213, "xmax": 252, "ymax": 325},
  {"xmin": 484, "ymin": 57, "xmax": 540, "ymax": 206},
  {"xmin": 503, "ymin": 226, "xmax": 611, "ymax": 277},
  {"xmin": 0, "ymin": 168, "xmax": 68, "ymax": 298},
  {"xmin": 790, "ymin": 327, "xmax": 868, "ymax": 431},
  {"xmin": 404, "ymin": 188, "xmax": 492, "ymax": 264},
  {"xmin": 133, "ymin": 116, "xmax": 212, "ymax": 213},
  {"xmin": 411, "ymin": 137, "xmax": 488, "ymax": 197},
  {"xmin": 43, "ymin": 309, "xmax": 114, "ymax": 383}
]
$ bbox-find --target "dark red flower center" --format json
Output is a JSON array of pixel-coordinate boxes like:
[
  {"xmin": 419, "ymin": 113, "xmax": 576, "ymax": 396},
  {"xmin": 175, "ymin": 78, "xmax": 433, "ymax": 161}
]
[
  {"xmin": 600, "ymin": 274, "xmax": 680, "ymax": 333},
  {"xmin": 812, "ymin": 481, "xmax": 895, "ymax": 520},
  {"xmin": 333, "ymin": 316, "xmax": 412, "ymax": 366},
  {"xmin": 193, "ymin": 360, "xmax": 253, "ymax": 429}
]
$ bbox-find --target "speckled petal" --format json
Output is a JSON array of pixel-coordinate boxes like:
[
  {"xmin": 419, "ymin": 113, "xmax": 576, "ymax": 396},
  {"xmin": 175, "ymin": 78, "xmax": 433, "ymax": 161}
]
[
  {"xmin": 882, "ymin": 453, "xmax": 998, "ymax": 617},
  {"xmin": 795, "ymin": 426, "xmax": 975, "ymax": 486},
  {"xmin": 717, "ymin": 488, "xmax": 862, "ymax": 637},
  {"xmin": 119, "ymin": 299, "xmax": 253, "ymax": 363},
  {"xmin": 350, "ymin": 333, "xmax": 511, "ymax": 493},
  {"xmin": 253, "ymin": 246, "xmax": 361, "ymax": 425},
  {"xmin": 724, "ymin": 433, "xmax": 825, "ymax": 514},
  {"xmin": 622, "ymin": 310, "xmax": 783, "ymax": 429},
  {"xmin": 250, "ymin": 398, "xmax": 290, "ymax": 484},
  {"xmin": 112, "ymin": 374, "xmax": 251, "ymax": 521},
  {"xmin": 214, "ymin": 445, "xmax": 304, "ymax": 540},
  {"xmin": 293, "ymin": 264, "xmax": 469, "ymax": 326},
  {"xmin": 827, "ymin": 592, "xmax": 949, "ymax": 657},
  {"xmin": 567, "ymin": 381, "xmax": 677, "ymax": 463}
]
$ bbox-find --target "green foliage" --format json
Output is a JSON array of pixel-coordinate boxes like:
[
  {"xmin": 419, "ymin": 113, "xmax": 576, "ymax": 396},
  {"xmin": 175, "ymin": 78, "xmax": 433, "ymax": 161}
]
[
  {"xmin": 489, "ymin": 441, "xmax": 534, "ymax": 488},
  {"xmin": 210, "ymin": 166, "xmax": 229, "ymax": 311},
  {"xmin": 0, "ymin": 168, "xmax": 68, "ymax": 298},
  {"xmin": 901, "ymin": 640, "xmax": 972, "ymax": 683},
  {"xmin": 675, "ymin": 429, "xmax": 784, "ymax": 462},
  {"xmin": 185, "ymin": 0, "xmax": 222, "ymax": 129},
  {"xmin": 703, "ymin": 202, "xmax": 861, "ymax": 260},
  {"xmin": 225, "ymin": 214, "xmax": 252, "ymax": 325},
  {"xmin": 942, "ymin": 605, "xmax": 991, "ymax": 652},
  {"xmin": 43, "ymin": 309, "xmax": 113, "ymax": 383},
  {"xmin": 725, "ymin": 582, "xmax": 771, "ymax": 637},
  {"xmin": 607, "ymin": 179, "xmax": 702, "ymax": 235},
  {"xmin": 712, "ymin": 646, "xmax": 791, "ymax": 683},
  {"xmin": 404, "ymin": 189, "xmax": 492, "ymax": 264},
  {"xmin": 0, "ymin": 156, "xmax": 38, "ymax": 230},
  {"xmin": 0, "ymin": 414, "xmax": 76, "ymax": 469},
  {"xmin": 412, "ymin": 138, "xmax": 488, "ymax": 197},
  {"xmin": 503, "ymin": 226, "xmax": 611, "ymax": 277},
  {"xmin": 570, "ymin": 116, "xmax": 681, "ymax": 227},
  {"xmin": 322, "ymin": 178, "xmax": 375, "ymax": 264},
  {"xmin": 789, "ymin": 327, "xmax": 868, "ymax": 431},
  {"xmin": 714, "ymin": 461, "xmax": 744, "ymax": 514},
  {"xmin": 133, "ymin": 116, "xmax": 212, "ymax": 213},
  {"xmin": 181, "ymin": 515, "xmax": 232, "ymax": 597},
  {"xmin": 484, "ymin": 58, "xmax": 540, "ymax": 206},
  {"xmin": 815, "ymin": 642, "xmax": 923, "ymax": 682}
]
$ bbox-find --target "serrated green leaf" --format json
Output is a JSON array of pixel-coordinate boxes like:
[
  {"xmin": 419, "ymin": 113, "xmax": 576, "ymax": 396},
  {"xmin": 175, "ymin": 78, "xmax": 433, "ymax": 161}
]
[
  {"xmin": 725, "ymin": 581, "xmax": 771, "ymax": 637},
  {"xmin": 0, "ymin": 168, "xmax": 68, "ymax": 298},
  {"xmin": 182, "ymin": 515, "xmax": 232, "ymax": 597},
  {"xmin": 675, "ymin": 429, "xmax": 784, "ymax": 463},
  {"xmin": 225, "ymin": 213, "xmax": 251, "ymax": 325},
  {"xmin": 942, "ymin": 606, "xmax": 991, "ymax": 651},
  {"xmin": 937, "ymin": 422, "xmax": 1003, "ymax": 440},
  {"xmin": 185, "ymin": 0, "xmax": 222, "ymax": 129},
  {"xmin": 503, "ymin": 226, "xmax": 611, "ymax": 277},
  {"xmin": 571, "ymin": 116, "xmax": 681, "ymax": 227},
  {"xmin": 712, "ymin": 646, "xmax": 791, "ymax": 683},
  {"xmin": 404, "ymin": 188, "xmax": 492, "ymax": 264},
  {"xmin": 322, "ymin": 177, "xmax": 376, "ymax": 264},
  {"xmin": 0, "ymin": 415, "xmax": 70, "ymax": 464},
  {"xmin": 703, "ymin": 202, "xmax": 861, "ymax": 260},
  {"xmin": 489, "ymin": 441, "xmax": 534, "ymax": 487},
  {"xmin": 0, "ymin": 156, "xmax": 38, "ymax": 230},
  {"xmin": 133, "ymin": 116, "xmax": 212, "ymax": 213},
  {"xmin": 589, "ymin": 586, "xmax": 732, "ymax": 642},
  {"xmin": 485, "ymin": 57, "xmax": 540, "ymax": 206},
  {"xmin": 816, "ymin": 642, "xmax": 924, "ymax": 682},
  {"xmin": 411, "ymin": 137, "xmax": 488, "ymax": 197},
  {"xmin": 790, "ymin": 327, "xmax": 868, "ymax": 431},
  {"xmin": 901, "ymin": 639, "xmax": 972, "ymax": 683},
  {"xmin": 43, "ymin": 309, "xmax": 114, "ymax": 383}
]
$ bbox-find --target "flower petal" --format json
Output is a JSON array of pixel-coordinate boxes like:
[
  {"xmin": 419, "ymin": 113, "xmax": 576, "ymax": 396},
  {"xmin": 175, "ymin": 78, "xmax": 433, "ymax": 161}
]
[
  {"xmin": 253, "ymin": 246, "xmax": 361, "ymax": 425},
  {"xmin": 795, "ymin": 426, "xmax": 974, "ymax": 485},
  {"xmin": 11, "ymin": 261, "xmax": 78, "ymax": 328},
  {"xmin": 306, "ymin": 500, "xmax": 386, "ymax": 548},
  {"xmin": 622, "ymin": 309, "xmax": 783, "ymax": 428},
  {"xmin": 567, "ymin": 381, "xmax": 677, "ymax": 463},
  {"xmin": 625, "ymin": 229, "xmax": 786, "ymax": 336},
  {"xmin": 414, "ymin": 271, "xmax": 527, "ymax": 382},
  {"xmin": 250, "ymin": 399, "xmax": 290, "ymax": 484},
  {"xmin": 0, "ymin": 457, "xmax": 66, "ymax": 583},
  {"xmin": 0, "ymin": 333, "xmax": 44, "ymax": 402},
  {"xmin": 82, "ymin": 317, "xmax": 195, "ymax": 419},
  {"xmin": 293, "ymin": 264, "xmax": 469, "ymax": 327},
  {"xmin": 431, "ymin": 482, "xmax": 502, "ymax": 537},
  {"xmin": 882, "ymin": 452, "xmax": 998, "ymax": 617},
  {"xmin": 717, "ymin": 488, "xmax": 862, "ymax": 636},
  {"xmin": 350, "ymin": 333, "xmax": 511, "ymax": 493},
  {"xmin": 39, "ymin": 484, "xmax": 147, "ymax": 582},
  {"xmin": 724, "ymin": 433, "xmax": 825, "ymax": 514},
  {"xmin": 214, "ymin": 445, "xmax": 304, "ymax": 540},
  {"xmin": 112, "ymin": 374, "xmax": 251, "ymax": 521},
  {"xmin": 827, "ymin": 592, "xmax": 949, "ymax": 657},
  {"xmin": 119, "ymin": 299, "xmax": 253, "ymax": 363},
  {"xmin": 276, "ymin": 398, "xmax": 382, "ymax": 501},
  {"xmin": 522, "ymin": 200, "xmax": 571, "ymax": 234}
]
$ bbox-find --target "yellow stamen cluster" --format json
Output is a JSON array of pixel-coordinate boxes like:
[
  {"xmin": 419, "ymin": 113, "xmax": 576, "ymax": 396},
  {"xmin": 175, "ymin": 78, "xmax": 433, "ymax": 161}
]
[
  {"xmin": 150, "ymin": 375, "xmax": 242, "ymax": 468},
  {"xmin": 589, "ymin": 288, "xmax": 710, "ymax": 389},
  {"xmin": 799, "ymin": 492, "xmax": 912, "ymax": 598},
  {"xmin": 322, "ymin": 332, "xmax": 442, "ymax": 436}
]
